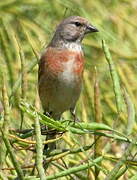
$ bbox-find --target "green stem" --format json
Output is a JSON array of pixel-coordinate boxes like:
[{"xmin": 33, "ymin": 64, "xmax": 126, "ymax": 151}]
[
  {"xmin": 1, "ymin": 130, "xmax": 25, "ymax": 180},
  {"xmin": 102, "ymin": 39, "xmax": 123, "ymax": 113},
  {"xmin": 34, "ymin": 115, "xmax": 46, "ymax": 179},
  {"xmin": 46, "ymin": 156, "xmax": 103, "ymax": 180}
]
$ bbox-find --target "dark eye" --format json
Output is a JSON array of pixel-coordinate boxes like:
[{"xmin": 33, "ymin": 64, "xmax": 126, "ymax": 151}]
[{"xmin": 74, "ymin": 22, "xmax": 82, "ymax": 26}]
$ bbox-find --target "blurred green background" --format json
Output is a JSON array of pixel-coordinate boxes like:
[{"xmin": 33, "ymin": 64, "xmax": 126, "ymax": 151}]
[{"xmin": 0, "ymin": 0, "xmax": 137, "ymax": 179}]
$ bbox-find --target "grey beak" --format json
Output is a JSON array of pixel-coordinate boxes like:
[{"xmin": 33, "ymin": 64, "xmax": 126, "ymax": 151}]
[{"xmin": 86, "ymin": 24, "xmax": 99, "ymax": 33}]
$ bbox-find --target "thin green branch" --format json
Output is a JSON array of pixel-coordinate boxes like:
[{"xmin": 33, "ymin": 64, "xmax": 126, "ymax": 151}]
[
  {"xmin": 34, "ymin": 115, "xmax": 46, "ymax": 179},
  {"xmin": 15, "ymin": 35, "xmax": 27, "ymax": 129},
  {"xmin": 94, "ymin": 67, "xmax": 102, "ymax": 179},
  {"xmin": 123, "ymin": 88, "xmax": 135, "ymax": 135},
  {"xmin": 0, "ymin": 76, "xmax": 10, "ymax": 167},
  {"xmin": 102, "ymin": 39, "xmax": 123, "ymax": 113},
  {"xmin": 0, "ymin": 23, "xmax": 14, "ymax": 87},
  {"xmin": 1, "ymin": 130, "xmax": 25, "ymax": 180},
  {"xmin": 9, "ymin": 58, "xmax": 38, "ymax": 102},
  {"xmin": 46, "ymin": 156, "xmax": 103, "ymax": 180},
  {"xmin": 105, "ymin": 143, "xmax": 134, "ymax": 180}
]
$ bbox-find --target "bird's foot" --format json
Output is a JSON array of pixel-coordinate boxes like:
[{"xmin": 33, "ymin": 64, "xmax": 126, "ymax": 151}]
[{"xmin": 70, "ymin": 108, "xmax": 80, "ymax": 124}]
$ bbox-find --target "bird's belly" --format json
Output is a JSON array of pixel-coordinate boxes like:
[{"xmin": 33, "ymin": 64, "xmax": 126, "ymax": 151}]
[
  {"xmin": 51, "ymin": 71, "xmax": 81, "ymax": 113},
  {"xmin": 41, "ymin": 68, "xmax": 81, "ymax": 117}
]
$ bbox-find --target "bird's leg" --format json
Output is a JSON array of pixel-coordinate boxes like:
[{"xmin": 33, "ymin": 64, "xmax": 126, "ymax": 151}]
[
  {"xmin": 44, "ymin": 111, "xmax": 52, "ymax": 117},
  {"xmin": 70, "ymin": 108, "xmax": 80, "ymax": 124},
  {"xmin": 40, "ymin": 112, "xmax": 51, "ymax": 132}
]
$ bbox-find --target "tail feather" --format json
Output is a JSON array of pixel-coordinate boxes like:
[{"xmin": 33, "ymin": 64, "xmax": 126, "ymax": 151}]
[
  {"xmin": 43, "ymin": 112, "xmax": 60, "ymax": 155},
  {"xmin": 44, "ymin": 133, "xmax": 56, "ymax": 152}
]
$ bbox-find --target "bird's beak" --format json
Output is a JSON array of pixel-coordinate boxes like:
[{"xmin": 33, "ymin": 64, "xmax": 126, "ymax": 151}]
[{"xmin": 86, "ymin": 24, "xmax": 99, "ymax": 33}]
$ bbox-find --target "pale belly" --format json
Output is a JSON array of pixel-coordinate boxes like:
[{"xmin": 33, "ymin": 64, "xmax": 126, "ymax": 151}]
[
  {"xmin": 39, "ymin": 72, "xmax": 82, "ymax": 119},
  {"xmin": 48, "ymin": 71, "xmax": 82, "ymax": 116}
]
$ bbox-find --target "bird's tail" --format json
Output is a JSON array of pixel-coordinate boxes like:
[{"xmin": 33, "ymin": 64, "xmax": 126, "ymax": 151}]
[
  {"xmin": 44, "ymin": 129, "xmax": 56, "ymax": 153},
  {"xmin": 43, "ymin": 129, "xmax": 56, "ymax": 169},
  {"xmin": 43, "ymin": 112, "xmax": 60, "ymax": 155}
]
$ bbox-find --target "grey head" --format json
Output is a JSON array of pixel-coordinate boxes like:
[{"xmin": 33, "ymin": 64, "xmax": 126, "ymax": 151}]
[{"xmin": 49, "ymin": 16, "xmax": 99, "ymax": 47}]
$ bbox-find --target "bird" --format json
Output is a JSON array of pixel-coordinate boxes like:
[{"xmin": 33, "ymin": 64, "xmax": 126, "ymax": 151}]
[{"xmin": 38, "ymin": 16, "xmax": 98, "ymax": 153}]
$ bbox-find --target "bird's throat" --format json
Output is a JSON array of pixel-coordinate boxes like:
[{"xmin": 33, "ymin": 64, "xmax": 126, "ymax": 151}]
[{"xmin": 62, "ymin": 42, "xmax": 82, "ymax": 53}]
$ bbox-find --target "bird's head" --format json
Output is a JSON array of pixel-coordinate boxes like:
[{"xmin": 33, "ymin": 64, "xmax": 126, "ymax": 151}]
[{"xmin": 54, "ymin": 16, "xmax": 99, "ymax": 43}]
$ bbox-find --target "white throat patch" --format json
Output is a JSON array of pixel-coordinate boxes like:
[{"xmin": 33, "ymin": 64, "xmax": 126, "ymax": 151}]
[{"xmin": 63, "ymin": 42, "xmax": 82, "ymax": 52}]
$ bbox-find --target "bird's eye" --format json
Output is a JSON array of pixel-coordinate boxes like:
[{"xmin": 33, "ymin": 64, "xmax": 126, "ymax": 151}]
[{"xmin": 74, "ymin": 22, "xmax": 82, "ymax": 27}]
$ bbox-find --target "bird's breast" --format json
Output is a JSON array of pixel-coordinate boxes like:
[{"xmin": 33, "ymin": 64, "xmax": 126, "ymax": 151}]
[
  {"xmin": 58, "ymin": 56, "xmax": 83, "ymax": 86},
  {"xmin": 41, "ymin": 47, "xmax": 85, "ymax": 78}
]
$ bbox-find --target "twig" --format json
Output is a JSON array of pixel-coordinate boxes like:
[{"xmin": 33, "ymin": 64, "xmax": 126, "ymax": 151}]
[
  {"xmin": 34, "ymin": 115, "xmax": 46, "ymax": 179},
  {"xmin": 1, "ymin": 130, "xmax": 25, "ymax": 180},
  {"xmin": 102, "ymin": 39, "xmax": 123, "ymax": 113},
  {"xmin": 94, "ymin": 67, "xmax": 102, "ymax": 179},
  {"xmin": 9, "ymin": 134, "xmax": 62, "ymax": 145}
]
